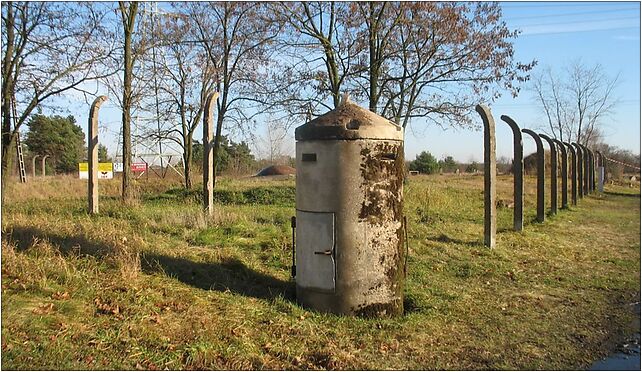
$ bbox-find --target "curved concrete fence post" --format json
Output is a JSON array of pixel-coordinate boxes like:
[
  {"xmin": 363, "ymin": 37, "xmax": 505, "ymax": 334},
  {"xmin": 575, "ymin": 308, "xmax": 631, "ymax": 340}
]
[
  {"xmin": 539, "ymin": 134, "xmax": 558, "ymax": 214},
  {"xmin": 572, "ymin": 143, "xmax": 584, "ymax": 199},
  {"xmin": 500, "ymin": 115, "xmax": 524, "ymax": 231},
  {"xmin": 476, "ymin": 104, "xmax": 496, "ymax": 248},
  {"xmin": 552, "ymin": 139, "xmax": 568, "ymax": 209},
  {"xmin": 88, "ymin": 95, "xmax": 108, "ymax": 214},
  {"xmin": 585, "ymin": 147, "xmax": 592, "ymax": 193},
  {"xmin": 593, "ymin": 150, "xmax": 597, "ymax": 191},
  {"xmin": 596, "ymin": 150, "xmax": 605, "ymax": 192},
  {"xmin": 579, "ymin": 144, "xmax": 590, "ymax": 196},
  {"xmin": 564, "ymin": 142, "xmax": 578, "ymax": 205},
  {"xmin": 600, "ymin": 153, "xmax": 605, "ymax": 188},
  {"xmin": 41, "ymin": 155, "xmax": 49, "ymax": 178},
  {"xmin": 522, "ymin": 129, "xmax": 545, "ymax": 223},
  {"xmin": 588, "ymin": 149, "xmax": 596, "ymax": 192},
  {"xmin": 203, "ymin": 92, "xmax": 219, "ymax": 216},
  {"xmin": 32, "ymin": 155, "xmax": 39, "ymax": 179}
]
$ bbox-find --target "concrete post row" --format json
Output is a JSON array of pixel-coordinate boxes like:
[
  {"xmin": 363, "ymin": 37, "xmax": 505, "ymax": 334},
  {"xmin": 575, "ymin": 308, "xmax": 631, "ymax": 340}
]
[
  {"xmin": 476, "ymin": 104, "xmax": 496, "ymax": 248},
  {"xmin": 522, "ymin": 129, "xmax": 545, "ymax": 223},
  {"xmin": 88, "ymin": 95, "xmax": 108, "ymax": 214},
  {"xmin": 500, "ymin": 115, "xmax": 523, "ymax": 232},
  {"xmin": 539, "ymin": 134, "xmax": 558, "ymax": 215}
]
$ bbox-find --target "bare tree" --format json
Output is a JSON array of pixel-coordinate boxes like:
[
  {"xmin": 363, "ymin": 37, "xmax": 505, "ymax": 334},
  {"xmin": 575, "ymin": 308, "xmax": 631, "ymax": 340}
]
[
  {"xmin": 274, "ymin": 2, "xmax": 360, "ymax": 110},
  {"xmin": 532, "ymin": 60, "xmax": 619, "ymax": 145},
  {"xmin": 256, "ymin": 117, "xmax": 293, "ymax": 164},
  {"xmin": 1, "ymin": 2, "xmax": 114, "ymax": 199},
  {"xmin": 375, "ymin": 2, "xmax": 534, "ymax": 128},
  {"xmin": 276, "ymin": 2, "xmax": 534, "ymax": 130},
  {"xmin": 350, "ymin": 2, "xmax": 403, "ymax": 112},
  {"xmin": 568, "ymin": 61, "xmax": 619, "ymax": 145},
  {"xmin": 144, "ymin": 10, "xmax": 216, "ymax": 189},
  {"xmin": 532, "ymin": 67, "xmax": 572, "ymax": 141},
  {"xmin": 184, "ymin": 2, "xmax": 281, "ymax": 188}
]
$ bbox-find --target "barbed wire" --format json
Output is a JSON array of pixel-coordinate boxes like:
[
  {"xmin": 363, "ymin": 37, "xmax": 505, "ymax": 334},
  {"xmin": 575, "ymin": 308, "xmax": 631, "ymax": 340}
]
[{"xmin": 603, "ymin": 156, "xmax": 641, "ymax": 171}]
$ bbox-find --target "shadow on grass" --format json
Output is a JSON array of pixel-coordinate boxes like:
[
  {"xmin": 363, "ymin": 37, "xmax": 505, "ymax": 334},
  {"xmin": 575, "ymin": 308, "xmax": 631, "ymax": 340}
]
[
  {"xmin": 605, "ymin": 191, "xmax": 641, "ymax": 198},
  {"xmin": 5, "ymin": 226, "xmax": 294, "ymax": 303},
  {"xmin": 426, "ymin": 234, "xmax": 480, "ymax": 247},
  {"xmin": 142, "ymin": 253, "xmax": 295, "ymax": 302},
  {"xmin": 6, "ymin": 226, "xmax": 115, "ymax": 258},
  {"xmin": 527, "ymin": 217, "xmax": 545, "ymax": 225}
]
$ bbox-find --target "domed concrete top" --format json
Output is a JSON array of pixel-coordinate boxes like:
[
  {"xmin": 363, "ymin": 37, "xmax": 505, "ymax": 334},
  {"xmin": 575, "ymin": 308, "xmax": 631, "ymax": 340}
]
[{"xmin": 295, "ymin": 97, "xmax": 403, "ymax": 141}]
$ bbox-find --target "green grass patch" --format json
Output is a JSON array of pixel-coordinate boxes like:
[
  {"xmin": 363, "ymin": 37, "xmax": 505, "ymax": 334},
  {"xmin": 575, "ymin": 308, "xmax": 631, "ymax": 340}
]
[{"xmin": 1, "ymin": 174, "xmax": 639, "ymax": 370}]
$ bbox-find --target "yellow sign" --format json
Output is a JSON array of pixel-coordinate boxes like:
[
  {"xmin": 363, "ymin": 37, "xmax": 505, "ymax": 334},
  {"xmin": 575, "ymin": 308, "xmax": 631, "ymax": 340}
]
[{"xmin": 78, "ymin": 163, "xmax": 113, "ymax": 172}]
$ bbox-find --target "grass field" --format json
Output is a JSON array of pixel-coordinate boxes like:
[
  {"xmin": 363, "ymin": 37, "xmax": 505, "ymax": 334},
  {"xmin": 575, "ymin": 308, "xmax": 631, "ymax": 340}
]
[{"xmin": 1, "ymin": 173, "xmax": 640, "ymax": 370}]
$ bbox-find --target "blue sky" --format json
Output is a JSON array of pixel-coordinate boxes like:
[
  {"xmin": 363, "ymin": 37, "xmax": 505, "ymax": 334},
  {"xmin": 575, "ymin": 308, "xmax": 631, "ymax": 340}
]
[
  {"xmin": 405, "ymin": 1, "xmax": 641, "ymax": 162},
  {"xmin": 42, "ymin": 1, "xmax": 641, "ymax": 164}
]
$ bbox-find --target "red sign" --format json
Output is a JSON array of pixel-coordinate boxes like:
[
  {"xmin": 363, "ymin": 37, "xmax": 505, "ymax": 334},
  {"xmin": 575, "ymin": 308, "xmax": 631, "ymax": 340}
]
[{"xmin": 131, "ymin": 162, "xmax": 147, "ymax": 172}]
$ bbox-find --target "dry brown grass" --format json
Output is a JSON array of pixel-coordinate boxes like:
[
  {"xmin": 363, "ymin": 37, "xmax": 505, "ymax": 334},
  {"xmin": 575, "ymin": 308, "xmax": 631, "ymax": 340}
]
[{"xmin": 1, "ymin": 173, "xmax": 639, "ymax": 370}]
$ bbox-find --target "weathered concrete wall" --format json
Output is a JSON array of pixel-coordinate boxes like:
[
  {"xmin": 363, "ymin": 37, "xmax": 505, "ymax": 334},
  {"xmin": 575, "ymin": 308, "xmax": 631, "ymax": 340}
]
[{"xmin": 295, "ymin": 139, "xmax": 405, "ymax": 317}]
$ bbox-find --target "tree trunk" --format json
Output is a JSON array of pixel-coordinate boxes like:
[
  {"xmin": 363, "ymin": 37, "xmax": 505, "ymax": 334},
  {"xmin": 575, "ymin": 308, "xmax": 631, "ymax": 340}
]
[
  {"xmin": 1, "ymin": 3, "xmax": 15, "ymax": 204},
  {"xmin": 368, "ymin": 3, "xmax": 378, "ymax": 113},
  {"xmin": 1, "ymin": 132, "xmax": 15, "ymax": 204},
  {"xmin": 121, "ymin": 45, "xmax": 132, "ymax": 200},
  {"xmin": 183, "ymin": 134, "xmax": 192, "ymax": 190},
  {"xmin": 120, "ymin": 2, "xmax": 138, "ymax": 202},
  {"xmin": 212, "ymin": 112, "xmax": 224, "ymax": 188}
]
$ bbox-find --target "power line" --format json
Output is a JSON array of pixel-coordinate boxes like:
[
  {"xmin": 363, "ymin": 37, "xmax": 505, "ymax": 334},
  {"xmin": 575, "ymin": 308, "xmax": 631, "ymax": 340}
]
[
  {"xmin": 501, "ymin": 2, "xmax": 636, "ymax": 9},
  {"xmin": 514, "ymin": 15, "xmax": 639, "ymax": 28},
  {"xmin": 505, "ymin": 7, "xmax": 639, "ymax": 21},
  {"xmin": 520, "ymin": 25, "xmax": 640, "ymax": 36}
]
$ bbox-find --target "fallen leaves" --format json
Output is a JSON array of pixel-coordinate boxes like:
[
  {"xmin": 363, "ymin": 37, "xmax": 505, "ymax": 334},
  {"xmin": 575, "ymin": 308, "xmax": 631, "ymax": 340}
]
[
  {"xmin": 149, "ymin": 313, "xmax": 162, "ymax": 324},
  {"xmin": 154, "ymin": 301, "xmax": 187, "ymax": 313},
  {"xmin": 32, "ymin": 303, "xmax": 55, "ymax": 315},
  {"xmin": 51, "ymin": 291, "xmax": 70, "ymax": 300},
  {"xmin": 94, "ymin": 297, "xmax": 121, "ymax": 316}
]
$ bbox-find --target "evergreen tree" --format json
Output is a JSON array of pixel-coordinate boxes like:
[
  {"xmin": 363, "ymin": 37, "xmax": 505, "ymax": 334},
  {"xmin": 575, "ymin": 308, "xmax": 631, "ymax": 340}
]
[
  {"xmin": 98, "ymin": 144, "xmax": 111, "ymax": 162},
  {"xmin": 24, "ymin": 114, "xmax": 84, "ymax": 173},
  {"xmin": 409, "ymin": 151, "xmax": 439, "ymax": 174}
]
